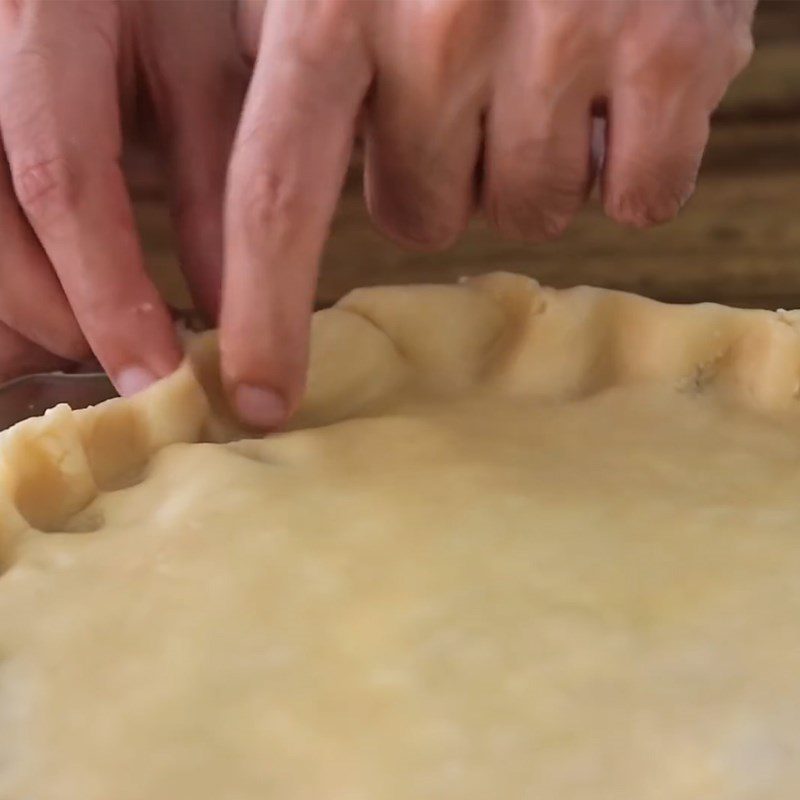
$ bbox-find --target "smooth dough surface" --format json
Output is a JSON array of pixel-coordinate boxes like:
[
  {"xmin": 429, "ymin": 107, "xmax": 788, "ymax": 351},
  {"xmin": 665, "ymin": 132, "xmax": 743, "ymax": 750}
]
[{"xmin": 1, "ymin": 273, "xmax": 800, "ymax": 799}]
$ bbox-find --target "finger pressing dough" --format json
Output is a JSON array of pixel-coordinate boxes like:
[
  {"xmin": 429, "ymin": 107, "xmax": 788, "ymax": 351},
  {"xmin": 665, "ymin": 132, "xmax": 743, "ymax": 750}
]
[{"xmin": 0, "ymin": 273, "xmax": 799, "ymax": 799}]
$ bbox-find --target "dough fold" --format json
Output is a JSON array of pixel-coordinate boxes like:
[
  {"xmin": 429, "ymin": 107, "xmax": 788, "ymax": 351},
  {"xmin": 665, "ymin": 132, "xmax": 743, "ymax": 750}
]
[{"xmin": 2, "ymin": 272, "xmax": 800, "ymax": 542}]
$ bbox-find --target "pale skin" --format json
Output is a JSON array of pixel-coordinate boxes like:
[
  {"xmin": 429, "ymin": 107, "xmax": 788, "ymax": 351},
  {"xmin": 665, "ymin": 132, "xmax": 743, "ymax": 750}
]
[{"xmin": 0, "ymin": 0, "xmax": 756, "ymax": 427}]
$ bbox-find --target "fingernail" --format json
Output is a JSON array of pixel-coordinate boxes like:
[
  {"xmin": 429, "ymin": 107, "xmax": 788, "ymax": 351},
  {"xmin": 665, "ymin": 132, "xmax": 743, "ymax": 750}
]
[
  {"xmin": 116, "ymin": 366, "xmax": 158, "ymax": 397},
  {"xmin": 234, "ymin": 384, "xmax": 287, "ymax": 429}
]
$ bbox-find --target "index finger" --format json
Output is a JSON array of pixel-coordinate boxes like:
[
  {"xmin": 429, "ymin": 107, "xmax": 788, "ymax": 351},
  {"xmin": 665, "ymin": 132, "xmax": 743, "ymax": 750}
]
[{"xmin": 220, "ymin": 0, "xmax": 371, "ymax": 429}]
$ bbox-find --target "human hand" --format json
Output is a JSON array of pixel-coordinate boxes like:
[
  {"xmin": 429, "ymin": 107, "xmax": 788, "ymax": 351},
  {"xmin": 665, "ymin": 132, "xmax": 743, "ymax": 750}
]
[
  {"xmin": 0, "ymin": 0, "xmax": 246, "ymax": 391},
  {"xmin": 222, "ymin": 0, "xmax": 755, "ymax": 428}
]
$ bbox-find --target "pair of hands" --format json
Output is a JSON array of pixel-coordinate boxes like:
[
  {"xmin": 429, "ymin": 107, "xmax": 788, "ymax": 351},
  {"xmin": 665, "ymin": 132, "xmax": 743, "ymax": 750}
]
[{"xmin": 0, "ymin": 0, "xmax": 755, "ymax": 427}]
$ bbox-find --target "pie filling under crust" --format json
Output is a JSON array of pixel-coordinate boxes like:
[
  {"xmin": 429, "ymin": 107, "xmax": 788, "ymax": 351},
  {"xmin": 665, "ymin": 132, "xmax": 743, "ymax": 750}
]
[{"xmin": 0, "ymin": 273, "xmax": 799, "ymax": 799}]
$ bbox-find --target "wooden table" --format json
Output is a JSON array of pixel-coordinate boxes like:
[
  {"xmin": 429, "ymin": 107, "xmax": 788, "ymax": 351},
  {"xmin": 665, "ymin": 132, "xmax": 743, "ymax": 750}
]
[{"xmin": 136, "ymin": 1, "xmax": 800, "ymax": 312}]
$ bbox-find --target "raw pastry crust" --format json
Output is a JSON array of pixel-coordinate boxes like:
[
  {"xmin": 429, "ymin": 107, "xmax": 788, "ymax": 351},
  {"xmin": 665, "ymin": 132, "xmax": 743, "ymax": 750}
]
[{"xmin": 1, "ymin": 273, "xmax": 800, "ymax": 799}]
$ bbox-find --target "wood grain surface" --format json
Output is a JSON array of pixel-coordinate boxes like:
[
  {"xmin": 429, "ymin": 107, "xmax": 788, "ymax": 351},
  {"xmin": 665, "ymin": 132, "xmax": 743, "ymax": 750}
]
[{"xmin": 134, "ymin": 1, "xmax": 800, "ymax": 311}]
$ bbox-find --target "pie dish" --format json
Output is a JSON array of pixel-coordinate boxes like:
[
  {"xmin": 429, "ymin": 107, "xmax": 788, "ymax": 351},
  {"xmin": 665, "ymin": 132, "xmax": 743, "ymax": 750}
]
[{"xmin": 1, "ymin": 272, "xmax": 799, "ymax": 799}]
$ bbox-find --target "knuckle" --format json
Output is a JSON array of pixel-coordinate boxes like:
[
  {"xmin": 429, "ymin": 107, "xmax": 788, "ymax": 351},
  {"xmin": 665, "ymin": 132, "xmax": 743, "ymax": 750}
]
[
  {"xmin": 537, "ymin": 2, "xmax": 614, "ymax": 66},
  {"xmin": 534, "ymin": 211, "xmax": 572, "ymax": 242},
  {"xmin": 11, "ymin": 154, "xmax": 81, "ymax": 225},
  {"xmin": 488, "ymin": 195, "xmax": 573, "ymax": 242},
  {"xmin": 623, "ymin": 20, "xmax": 711, "ymax": 85},
  {"xmin": 727, "ymin": 32, "xmax": 754, "ymax": 75},
  {"xmin": 605, "ymin": 190, "xmax": 683, "ymax": 229},
  {"xmin": 232, "ymin": 165, "xmax": 306, "ymax": 239},
  {"xmin": 606, "ymin": 152, "xmax": 700, "ymax": 229},
  {"xmin": 4, "ymin": 43, "xmax": 50, "ymax": 80},
  {"xmin": 371, "ymin": 203, "xmax": 465, "ymax": 252},
  {"xmin": 366, "ymin": 167, "xmax": 469, "ymax": 251},
  {"xmin": 284, "ymin": 0, "xmax": 364, "ymax": 74},
  {"xmin": 485, "ymin": 162, "xmax": 583, "ymax": 242},
  {"xmin": 671, "ymin": 23, "xmax": 712, "ymax": 62},
  {"xmin": 423, "ymin": 0, "xmax": 492, "ymax": 60},
  {"xmin": 380, "ymin": 217, "xmax": 463, "ymax": 252},
  {"xmin": 649, "ymin": 37, "xmax": 706, "ymax": 78},
  {"xmin": 369, "ymin": 193, "xmax": 466, "ymax": 252}
]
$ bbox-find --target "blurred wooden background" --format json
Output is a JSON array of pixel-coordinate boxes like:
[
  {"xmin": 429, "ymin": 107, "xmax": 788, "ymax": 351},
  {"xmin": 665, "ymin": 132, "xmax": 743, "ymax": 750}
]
[{"xmin": 135, "ymin": 1, "xmax": 800, "ymax": 311}]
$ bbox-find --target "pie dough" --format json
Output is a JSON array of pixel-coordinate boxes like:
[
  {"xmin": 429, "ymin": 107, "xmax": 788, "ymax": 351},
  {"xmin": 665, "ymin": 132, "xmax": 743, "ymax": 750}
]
[{"xmin": 1, "ymin": 272, "xmax": 799, "ymax": 799}]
